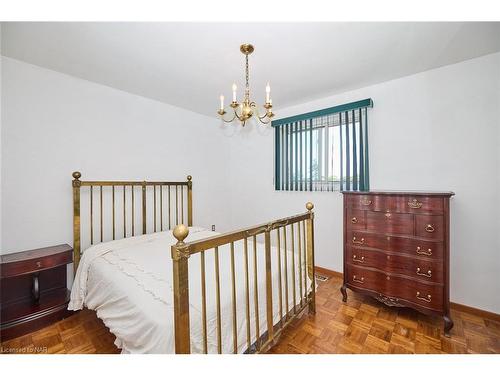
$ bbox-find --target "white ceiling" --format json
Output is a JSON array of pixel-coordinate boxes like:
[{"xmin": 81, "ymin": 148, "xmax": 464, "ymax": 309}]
[{"xmin": 2, "ymin": 22, "xmax": 500, "ymax": 117}]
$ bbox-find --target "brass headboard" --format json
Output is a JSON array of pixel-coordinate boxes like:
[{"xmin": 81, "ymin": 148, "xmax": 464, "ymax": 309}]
[{"xmin": 71, "ymin": 171, "xmax": 193, "ymax": 273}]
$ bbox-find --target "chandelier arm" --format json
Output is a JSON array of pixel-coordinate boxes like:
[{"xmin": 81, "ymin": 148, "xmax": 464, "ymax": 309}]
[
  {"xmin": 258, "ymin": 114, "xmax": 272, "ymax": 125},
  {"xmin": 255, "ymin": 106, "xmax": 270, "ymax": 120},
  {"xmin": 233, "ymin": 109, "xmax": 246, "ymax": 122},
  {"xmin": 219, "ymin": 111, "xmax": 237, "ymax": 123}
]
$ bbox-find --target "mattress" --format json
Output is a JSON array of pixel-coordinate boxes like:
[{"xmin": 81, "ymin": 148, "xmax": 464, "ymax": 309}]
[{"xmin": 69, "ymin": 227, "xmax": 306, "ymax": 353}]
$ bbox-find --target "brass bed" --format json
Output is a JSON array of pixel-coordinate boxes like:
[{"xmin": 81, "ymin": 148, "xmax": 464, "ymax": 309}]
[{"xmin": 72, "ymin": 171, "xmax": 316, "ymax": 353}]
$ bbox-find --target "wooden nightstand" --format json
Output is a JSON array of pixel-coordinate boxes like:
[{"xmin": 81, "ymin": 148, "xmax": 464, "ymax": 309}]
[{"xmin": 1, "ymin": 244, "xmax": 73, "ymax": 341}]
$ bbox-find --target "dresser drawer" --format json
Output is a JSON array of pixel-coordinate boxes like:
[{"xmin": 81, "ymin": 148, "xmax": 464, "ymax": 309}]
[
  {"xmin": 346, "ymin": 246, "xmax": 443, "ymax": 283},
  {"xmin": 346, "ymin": 194, "xmax": 382, "ymax": 210},
  {"xmin": 380, "ymin": 196, "xmax": 444, "ymax": 214},
  {"xmin": 348, "ymin": 231, "xmax": 444, "ymax": 259},
  {"xmin": 0, "ymin": 251, "xmax": 72, "ymax": 278},
  {"xmin": 346, "ymin": 194, "xmax": 444, "ymax": 214},
  {"xmin": 345, "ymin": 264, "xmax": 444, "ymax": 311},
  {"xmin": 415, "ymin": 215, "xmax": 444, "ymax": 239},
  {"xmin": 345, "ymin": 209, "xmax": 366, "ymax": 230},
  {"xmin": 366, "ymin": 211, "xmax": 414, "ymax": 235}
]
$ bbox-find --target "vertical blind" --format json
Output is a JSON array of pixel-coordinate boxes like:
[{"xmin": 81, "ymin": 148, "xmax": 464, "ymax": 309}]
[{"xmin": 273, "ymin": 98, "xmax": 373, "ymax": 192}]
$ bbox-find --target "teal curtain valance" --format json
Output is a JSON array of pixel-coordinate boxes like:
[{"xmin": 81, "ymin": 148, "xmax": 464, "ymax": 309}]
[{"xmin": 271, "ymin": 98, "xmax": 373, "ymax": 127}]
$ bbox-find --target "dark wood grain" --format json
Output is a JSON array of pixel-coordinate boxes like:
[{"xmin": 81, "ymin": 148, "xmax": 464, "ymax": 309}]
[
  {"xmin": 342, "ymin": 191, "xmax": 454, "ymax": 335},
  {"xmin": 345, "ymin": 264, "xmax": 444, "ymax": 311},
  {"xmin": 366, "ymin": 211, "xmax": 414, "ymax": 235},
  {"xmin": 348, "ymin": 230, "xmax": 444, "ymax": 259},
  {"xmin": 346, "ymin": 246, "xmax": 444, "ymax": 283},
  {"xmin": 1, "ymin": 244, "xmax": 72, "ymax": 264},
  {"xmin": 1, "ymin": 244, "xmax": 73, "ymax": 341},
  {"xmin": 415, "ymin": 214, "xmax": 444, "ymax": 239}
]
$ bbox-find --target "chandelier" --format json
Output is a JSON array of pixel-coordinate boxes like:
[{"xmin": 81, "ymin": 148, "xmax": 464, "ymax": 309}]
[{"xmin": 217, "ymin": 44, "xmax": 274, "ymax": 126}]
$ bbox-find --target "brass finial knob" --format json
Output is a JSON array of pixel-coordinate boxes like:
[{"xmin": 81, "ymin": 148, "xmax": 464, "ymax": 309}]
[
  {"xmin": 240, "ymin": 43, "xmax": 254, "ymax": 55},
  {"xmin": 173, "ymin": 224, "xmax": 189, "ymax": 243},
  {"xmin": 187, "ymin": 175, "xmax": 192, "ymax": 181},
  {"xmin": 72, "ymin": 171, "xmax": 81, "ymax": 180},
  {"xmin": 306, "ymin": 202, "xmax": 314, "ymax": 211}
]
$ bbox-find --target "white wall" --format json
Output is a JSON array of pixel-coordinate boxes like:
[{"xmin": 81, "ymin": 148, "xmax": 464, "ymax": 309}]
[
  {"xmin": 2, "ymin": 51, "xmax": 499, "ymax": 314},
  {"xmin": 225, "ymin": 52, "xmax": 500, "ymax": 313},
  {"xmin": 1, "ymin": 57, "xmax": 230, "ymax": 255}
]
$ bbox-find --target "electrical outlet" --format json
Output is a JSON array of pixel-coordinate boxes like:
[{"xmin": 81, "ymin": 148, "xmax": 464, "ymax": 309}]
[{"xmin": 211, "ymin": 225, "xmax": 216, "ymax": 231}]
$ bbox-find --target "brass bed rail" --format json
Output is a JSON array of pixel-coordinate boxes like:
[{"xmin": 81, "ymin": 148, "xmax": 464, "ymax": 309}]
[
  {"xmin": 72, "ymin": 171, "xmax": 193, "ymax": 273},
  {"xmin": 170, "ymin": 202, "xmax": 316, "ymax": 354}
]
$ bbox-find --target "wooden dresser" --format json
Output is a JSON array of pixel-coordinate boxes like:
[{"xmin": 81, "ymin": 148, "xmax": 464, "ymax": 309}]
[
  {"xmin": 341, "ymin": 191, "xmax": 454, "ymax": 335},
  {"xmin": 1, "ymin": 244, "xmax": 73, "ymax": 341}
]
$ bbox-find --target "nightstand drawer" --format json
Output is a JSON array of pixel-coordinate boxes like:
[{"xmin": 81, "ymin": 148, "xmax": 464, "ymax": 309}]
[{"xmin": 1, "ymin": 251, "xmax": 72, "ymax": 278}]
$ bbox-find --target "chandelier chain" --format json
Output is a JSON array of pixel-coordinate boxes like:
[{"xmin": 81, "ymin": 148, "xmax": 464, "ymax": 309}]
[{"xmin": 245, "ymin": 54, "xmax": 250, "ymax": 100}]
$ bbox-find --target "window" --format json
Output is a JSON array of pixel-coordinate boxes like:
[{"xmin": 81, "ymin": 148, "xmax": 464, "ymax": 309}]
[{"xmin": 273, "ymin": 99, "xmax": 372, "ymax": 192}]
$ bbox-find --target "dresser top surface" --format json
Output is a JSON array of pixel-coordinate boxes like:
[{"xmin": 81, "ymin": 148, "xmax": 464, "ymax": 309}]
[
  {"xmin": 0, "ymin": 244, "xmax": 72, "ymax": 264},
  {"xmin": 342, "ymin": 190, "xmax": 455, "ymax": 197}
]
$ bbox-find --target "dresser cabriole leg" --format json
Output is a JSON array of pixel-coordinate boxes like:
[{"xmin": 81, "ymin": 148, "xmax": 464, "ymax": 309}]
[
  {"xmin": 340, "ymin": 284, "xmax": 347, "ymax": 302},
  {"xmin": 443, "ymin": 315, "xmax": 454, "ymax": 337}
]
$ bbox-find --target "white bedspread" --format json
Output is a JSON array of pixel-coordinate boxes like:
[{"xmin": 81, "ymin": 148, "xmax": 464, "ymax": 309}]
[{"xmin": 69, "ymin": 227, "xmax": 307, "ymax": 353}]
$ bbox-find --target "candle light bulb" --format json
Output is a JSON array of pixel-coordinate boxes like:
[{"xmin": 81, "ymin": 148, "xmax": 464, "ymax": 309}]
[
  {"xmin": 219, "ymin": 95, "xmax": 224, "ymax": 110},
  {"xmin": 232, "ymin": 83, "xmax": 237, "ymax": 102},
  {"xmin": 266, "ymin": 82, "xmax": 271, "ymax": 103}
]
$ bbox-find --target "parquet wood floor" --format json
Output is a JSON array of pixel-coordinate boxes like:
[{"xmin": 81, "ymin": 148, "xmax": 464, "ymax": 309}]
[{"xmin": 1, "ymin": 274, "xmax": 499, "ymax": 354}]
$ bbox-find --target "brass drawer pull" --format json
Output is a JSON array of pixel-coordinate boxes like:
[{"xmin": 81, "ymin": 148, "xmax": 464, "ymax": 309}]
[
  {"xmin": 425, "ymin": 224, "xmax": 435, "ymax": 233},
  {"xmin": 36, "ymin": 261, "xmax": 42, "ymax": 268},
  {"xmin": 360, "ymin": 198, "xmax": 372, "ymax": 206},
  {"xmin": 353, "ymin": 275, "xmax": 364, "ymax": 284},
  {"xmin": 352, "ymin": 255, "xmax": 365, "ymax": 263},
  {"xmin": 351, "ymin": 217, "xmax": 358, "ymax": 224},
  {"xmin": 385, "ymin": 212, "xmax": 392, "ymax": 218},
  {"xmin": 416, "ymin": 246, "xmax": 432, "ymax": 256},
  {"xmin": 352, "ymin": 237, "xmax": 365, "ymax": 245},
  {"xmin": 416, "ymin": 292, "xmax": 432, "ymax": 303},
  {"xmin": 416, "ymin": 267, "xmax": 432, "ymax": 278},
  {"xmin": 408, "ymin": 199, "xmax": 423, "ymax": 209}
]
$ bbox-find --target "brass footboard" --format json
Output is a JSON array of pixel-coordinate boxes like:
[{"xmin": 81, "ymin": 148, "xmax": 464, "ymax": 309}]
[{"xmin": 171, "ymin": 203, "xmax": 316, "ymax": 354}]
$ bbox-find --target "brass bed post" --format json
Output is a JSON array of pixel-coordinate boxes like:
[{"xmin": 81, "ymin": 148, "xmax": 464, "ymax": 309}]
[
  {"xmin": 305, "ymin": 202, "xmax": 316, "ymax": 314},
  {"xmin": 142, "ymin": 181, "xmax": 147, "ymax": 235},
  {"xmin": 264, "ymin": 229, "xmax": 274, "ymax": 343},
  {"xmin": 187, "ymin": 175, "xmax": 193, "ymax": 226},
  {"xmin": 72, "ymin": 171, "xmax": 82, "ymax": 274},
  {"xmin": 171, "ymin": 224, "xmax": 191, "ymax": 354}
]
